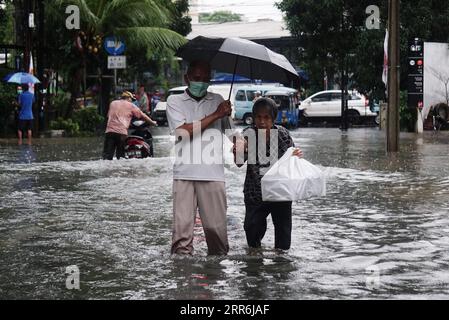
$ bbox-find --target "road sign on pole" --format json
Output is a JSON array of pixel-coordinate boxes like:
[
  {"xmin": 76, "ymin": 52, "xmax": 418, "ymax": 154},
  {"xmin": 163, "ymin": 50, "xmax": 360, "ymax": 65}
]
[
  {"xmin": 107, "ymin": 55, "xmax": 126, "ymax": 69},
  {"xmin": 107, "ymin": 56, "xmax": 126, "ymax": 96},
  {"xmin": 104, "ymin": 37, "xmax": 126, "ymax": 56},
  {"xmin": 407, "ymin": 38, "xmax": 424, "ymax": 110}
]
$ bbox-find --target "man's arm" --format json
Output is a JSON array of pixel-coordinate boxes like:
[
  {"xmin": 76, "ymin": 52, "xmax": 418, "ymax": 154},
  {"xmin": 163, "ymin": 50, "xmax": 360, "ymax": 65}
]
[{"xmin": 176, "ymin": 100, "xmax": 232, "ymax": 137}]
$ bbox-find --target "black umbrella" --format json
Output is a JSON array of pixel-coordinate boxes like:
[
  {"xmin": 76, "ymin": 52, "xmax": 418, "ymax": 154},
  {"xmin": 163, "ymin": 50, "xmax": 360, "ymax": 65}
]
[{"xmin": 176, "ymin": 36, "xmax": 300, "ymax": 100}]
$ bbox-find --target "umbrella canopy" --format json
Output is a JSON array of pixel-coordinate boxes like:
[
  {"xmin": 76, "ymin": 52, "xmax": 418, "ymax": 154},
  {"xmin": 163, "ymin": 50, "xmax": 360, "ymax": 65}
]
[
  {"xmin": 176, "ymin": 36, "xmax": 300, "ymax": 87},
  {"xmin": 4, "ymin": 72, "xmax": 40, "ymax": 84}
]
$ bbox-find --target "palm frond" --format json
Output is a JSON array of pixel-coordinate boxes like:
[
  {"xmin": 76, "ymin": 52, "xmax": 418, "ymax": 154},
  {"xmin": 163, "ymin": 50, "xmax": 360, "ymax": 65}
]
[
  {"xmin": 116, "ymin": 27, "xmax": 187, "ymax": 52},
  {"xmin": 100, "ymin": 0, "xmax": 172, "ymax": 28}
]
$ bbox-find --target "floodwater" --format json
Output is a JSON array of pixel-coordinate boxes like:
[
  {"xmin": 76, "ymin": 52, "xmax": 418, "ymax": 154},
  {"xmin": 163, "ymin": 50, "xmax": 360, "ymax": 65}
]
[{"xmin": 0, "ymin": 127, "xmax": 449, "ymax": 300}]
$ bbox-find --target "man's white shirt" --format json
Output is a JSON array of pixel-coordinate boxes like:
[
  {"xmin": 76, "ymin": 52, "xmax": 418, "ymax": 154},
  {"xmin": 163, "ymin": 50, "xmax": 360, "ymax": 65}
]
[{"xmin": 166, "ymin": 91, "xmax": 232, "ymax": 182}]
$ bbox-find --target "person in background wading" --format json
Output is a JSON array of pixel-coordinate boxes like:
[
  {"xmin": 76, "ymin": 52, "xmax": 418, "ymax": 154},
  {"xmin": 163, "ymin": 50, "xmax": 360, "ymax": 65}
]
[{"xmin": 17, "ymin": 84, "xmax": 35, "ymax": 145}]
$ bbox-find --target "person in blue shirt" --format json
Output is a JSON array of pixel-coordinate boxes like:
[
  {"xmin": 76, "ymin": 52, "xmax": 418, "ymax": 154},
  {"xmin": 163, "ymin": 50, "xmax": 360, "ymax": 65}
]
[{"xmin": 17, "ymin": 84, "xmax": 35, "ymax": 145}]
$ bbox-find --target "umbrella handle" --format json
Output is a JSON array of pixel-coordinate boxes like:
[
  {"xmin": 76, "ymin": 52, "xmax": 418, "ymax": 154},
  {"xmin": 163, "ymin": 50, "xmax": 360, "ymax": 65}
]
[
  {"xmin": 226, "ymin": 56, "xmax": 239, "ymax": 130},
  {"xmin": 228, "ymin": 56, "xmax": 239, "ymax": 101}
]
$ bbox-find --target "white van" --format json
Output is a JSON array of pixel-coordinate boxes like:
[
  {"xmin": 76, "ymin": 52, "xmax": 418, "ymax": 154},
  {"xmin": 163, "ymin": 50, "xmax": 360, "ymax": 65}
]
[
  {"xmin": 153, "ymin": 84, "xmax": 238, "ymax": 125},
  {"xmin": 233, "ymin": 84, "xmax": 296, "ymax": 124}
]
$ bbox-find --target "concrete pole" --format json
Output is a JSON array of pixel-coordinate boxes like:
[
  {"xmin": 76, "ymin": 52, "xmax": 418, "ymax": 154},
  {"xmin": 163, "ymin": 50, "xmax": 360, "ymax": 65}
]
[{"xmin": 386, "ymin": 0, "xmax": 400, "ymax": 152}]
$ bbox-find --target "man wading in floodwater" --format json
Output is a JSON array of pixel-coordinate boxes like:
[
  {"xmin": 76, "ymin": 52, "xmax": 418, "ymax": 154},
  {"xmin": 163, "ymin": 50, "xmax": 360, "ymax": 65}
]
[{"xmin": 166, "ymin": 60, "xmax": 233, "ymax": 255}]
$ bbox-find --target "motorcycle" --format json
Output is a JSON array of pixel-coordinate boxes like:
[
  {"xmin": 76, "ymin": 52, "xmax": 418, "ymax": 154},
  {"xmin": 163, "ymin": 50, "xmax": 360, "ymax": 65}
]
[
  {"xmin": 432, "ymin": 103, "xmax": 449, "ymax": 131},
  {"xmin": 124, "ymin": 119, "xmax": 154, "ymax": 159}
]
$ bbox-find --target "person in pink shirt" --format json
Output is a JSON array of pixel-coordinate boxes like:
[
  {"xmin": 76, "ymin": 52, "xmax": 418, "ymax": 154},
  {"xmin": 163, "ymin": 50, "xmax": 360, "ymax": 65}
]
[{"xmin": 103, "ymin": 91, "xmax": 157, "ymax": 160}]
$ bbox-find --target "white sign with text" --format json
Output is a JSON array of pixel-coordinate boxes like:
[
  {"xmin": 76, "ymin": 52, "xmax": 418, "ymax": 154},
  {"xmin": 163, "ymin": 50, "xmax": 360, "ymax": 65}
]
[{"xmin": 108, "ymin": 56, "xmax": 127, "ymax": 69}]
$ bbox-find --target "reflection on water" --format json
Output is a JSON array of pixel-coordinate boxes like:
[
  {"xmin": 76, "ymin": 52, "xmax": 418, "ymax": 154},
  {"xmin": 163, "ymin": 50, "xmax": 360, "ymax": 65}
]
[{"xmin": 0, "ymin": 128, "xmax": 449, "ymax": 299}]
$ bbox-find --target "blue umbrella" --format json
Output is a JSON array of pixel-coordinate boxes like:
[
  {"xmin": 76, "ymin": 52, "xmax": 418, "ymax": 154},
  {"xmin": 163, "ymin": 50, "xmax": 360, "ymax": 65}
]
[
  {"xmin": 3, "ymin": 72, "xmax": 40, "ymax": 84},
  {"xmin": 296, "ymin": 68, "xmax": 309, "ymax": 81},
  {"xmin": 211, "ymin": 72, "xmax": 252, "ymax": 84}
]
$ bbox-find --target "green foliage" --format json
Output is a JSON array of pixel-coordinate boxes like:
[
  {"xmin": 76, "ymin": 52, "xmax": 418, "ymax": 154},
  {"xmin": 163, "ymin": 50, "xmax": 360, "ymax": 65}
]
[
  {"xmin": 0, "ymin": 66, "xmax": 18, "ymax": 135},
  {"xmin": 277, "ymin": 0, "xmax": 449, "ymax": 96},
  {"xmin": 50, "ymin": 92, "xmax": 71, "ymax": 117},
  {"xmin": 49, "ymin": 106, "xmax": 104, "ymax": 136},
  {"xmin": 170, "ymin": 0, "xmax": 192, "ymax": 36},
  {"xmin": 49, "ymin": 117, "xmax": 80, "ymax": 136},
  {"xmin": 45, "ymin": 0, "xmax": 188, "ymax": 118},
  {"xmin": 48, "ymin": 0, "xmax": 187, "ymax": 56},
  {"xmin": 72, "ymin": 106, "xmax": 104, "ymax": 133},
  {"xmin": 0, "ymin": 82, "xmax": 17, "ymax": 135},
  {"xmin": 0, "ymin": 1, "xmax": 14, "ymax": 44},
  {"xmin": 277, "ymin": 0, "xmax": 383, "ymax": 93},
  {"xmin": 399, "ymin": 91, "xmax": 416, "ymax": 132},
  {"xmin": 199, "ymin": 11, "xmax": 242, "ymax": 23}
]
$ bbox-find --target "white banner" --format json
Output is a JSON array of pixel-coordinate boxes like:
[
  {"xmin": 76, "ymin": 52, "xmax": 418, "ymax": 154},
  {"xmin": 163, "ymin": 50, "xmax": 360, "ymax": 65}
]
[{"xmin": 382, "ymin": 29, "xmax": 388, "ymax": 88}]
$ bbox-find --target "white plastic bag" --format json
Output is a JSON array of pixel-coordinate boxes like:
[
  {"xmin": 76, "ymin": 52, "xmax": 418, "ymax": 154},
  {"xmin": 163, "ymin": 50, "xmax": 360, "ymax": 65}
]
[{"xmin": 261, "ymin": 147, "xmax": 326, "ymax": 201}]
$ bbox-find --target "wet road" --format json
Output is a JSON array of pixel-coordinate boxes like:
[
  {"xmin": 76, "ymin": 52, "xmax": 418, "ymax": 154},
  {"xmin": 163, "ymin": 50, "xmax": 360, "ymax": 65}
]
[{"xmin": 0, "ymin": 127, "xmax": 449, "ymax": 299}]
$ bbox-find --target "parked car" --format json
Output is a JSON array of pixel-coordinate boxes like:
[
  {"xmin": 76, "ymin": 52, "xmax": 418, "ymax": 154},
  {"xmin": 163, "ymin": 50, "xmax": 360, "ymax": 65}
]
[
  {"xmin": 234, "ymin": 85, "xmax": 297, "ymax": 125},
  {"xmin": 153, "ymin": 86, "xmax": 187, "ymax": 125},
  {"xmin": 264, "ymin": 89, "xmax": 301, "ymax": 128},
  {"xmin": 153, "ymin": 84, "xmax": 237, "ymax": 126},
  {"xmin": 301, "ymin": 90, "xmax": 377, "ymax": 124}
]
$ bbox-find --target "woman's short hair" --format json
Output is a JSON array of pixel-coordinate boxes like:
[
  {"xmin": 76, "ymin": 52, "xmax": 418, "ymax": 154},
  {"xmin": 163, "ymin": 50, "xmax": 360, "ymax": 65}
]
[{"xmin": 252, "ymin": 97, "xmax": 278, "ymax": 121}]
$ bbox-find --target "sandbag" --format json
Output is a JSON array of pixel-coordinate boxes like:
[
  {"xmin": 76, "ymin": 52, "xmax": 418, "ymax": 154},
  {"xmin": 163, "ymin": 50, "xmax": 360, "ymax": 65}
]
[{"xmin": 261, "ymin": 147, "xmax": 326, "ymax": 201}]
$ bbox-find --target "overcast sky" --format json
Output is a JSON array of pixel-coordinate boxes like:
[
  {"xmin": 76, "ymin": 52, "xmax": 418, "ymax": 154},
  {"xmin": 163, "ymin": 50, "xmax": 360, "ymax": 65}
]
[{"xmin": 195, "ymin": 0, "xmax": 283, "ymax": 22}]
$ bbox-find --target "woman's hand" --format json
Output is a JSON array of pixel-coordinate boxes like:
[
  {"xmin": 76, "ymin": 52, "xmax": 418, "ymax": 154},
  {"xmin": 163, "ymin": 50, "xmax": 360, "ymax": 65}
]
[{"xmin": 292, "ymin": 148, "xmax": 303, "ymax": 158}]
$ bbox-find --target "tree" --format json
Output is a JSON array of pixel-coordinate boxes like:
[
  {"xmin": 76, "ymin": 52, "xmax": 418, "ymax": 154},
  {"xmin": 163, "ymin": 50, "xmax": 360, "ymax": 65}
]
[
  {"xmin": 45, "ymin": 0, "xmax": 188, "ymax": 117},
  {"xmin": 125, "ymin": 0, "xmax": 192, "ymax": 91},
  {"xmin": 0, "ymin": 0, "xmax": 14, "ymax": 44},
  {"xmin": 0, "ymin": 1, "xmax": 15, "ymax": 136},
  {"xmin": 199, "ymin": 11, "xmax": 242, "ymax": 23},
  {"xmin": 277, "ymin": 0, "xmax": 449, "ymax": 98},
  {"xmin": 170, "ymin": 0, "xmax": 192, "ymax": 37},
  {"xmin": 277, "ymin": 0, "xmax": 383, "ymax": 93}
]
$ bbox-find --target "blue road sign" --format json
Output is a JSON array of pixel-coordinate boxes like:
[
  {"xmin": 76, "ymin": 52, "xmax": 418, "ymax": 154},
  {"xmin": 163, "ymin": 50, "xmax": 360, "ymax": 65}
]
[{"xmin": 104, "ymin": 37, "xmax": 126, "ymax": 56}]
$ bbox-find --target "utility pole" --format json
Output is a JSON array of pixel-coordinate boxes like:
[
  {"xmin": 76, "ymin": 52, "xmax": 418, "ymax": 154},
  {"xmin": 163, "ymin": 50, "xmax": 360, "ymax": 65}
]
[
  {"xmin": 340, "ymin": 69, "xmax": 349, "ymax": 131},
  {"xmin": 340, "ymin": 1, "xmax": 349, "ymax": 131},
  {"xmin": 386, "ymin": 0, "xmax": 400, "ymax": 152},
  {"xmin": 23, "ymin": 0, "xmax": 32, "ymax": 70},
  {"xmin": 37, "ymin": 0, "xmax": 45, "ymax": 131}
]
